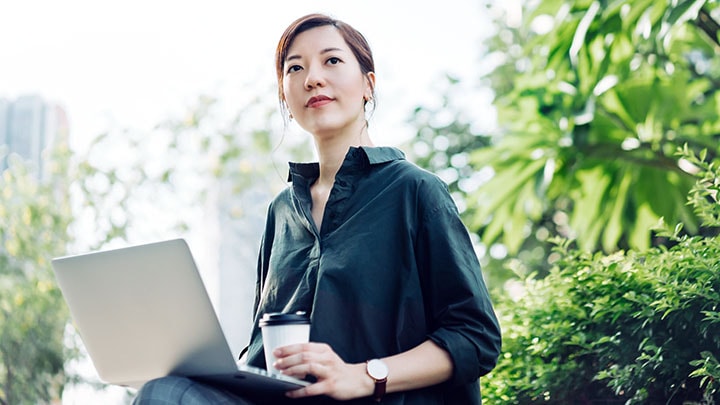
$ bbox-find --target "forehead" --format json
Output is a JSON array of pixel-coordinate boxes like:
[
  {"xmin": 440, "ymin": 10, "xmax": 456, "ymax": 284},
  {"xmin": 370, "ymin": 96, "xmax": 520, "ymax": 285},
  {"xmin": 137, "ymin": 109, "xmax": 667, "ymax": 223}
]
[{"xmin": 286, "ymin": 25, "xmax": 349, "ymax": 58}]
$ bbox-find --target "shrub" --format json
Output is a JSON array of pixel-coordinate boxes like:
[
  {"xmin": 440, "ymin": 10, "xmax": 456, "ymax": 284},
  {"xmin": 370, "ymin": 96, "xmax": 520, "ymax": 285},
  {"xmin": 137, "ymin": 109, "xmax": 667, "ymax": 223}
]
[{"xmin": 482, "ymin": 147, "xmax": 720, "ymax": 404}]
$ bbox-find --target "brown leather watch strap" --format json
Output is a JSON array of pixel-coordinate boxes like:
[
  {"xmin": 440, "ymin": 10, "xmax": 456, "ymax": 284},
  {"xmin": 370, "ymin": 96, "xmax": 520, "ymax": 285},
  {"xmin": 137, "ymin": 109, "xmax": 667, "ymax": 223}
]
[{"xmin": 372, "ymin": 376, "xmax": 387, "ymax": 402}]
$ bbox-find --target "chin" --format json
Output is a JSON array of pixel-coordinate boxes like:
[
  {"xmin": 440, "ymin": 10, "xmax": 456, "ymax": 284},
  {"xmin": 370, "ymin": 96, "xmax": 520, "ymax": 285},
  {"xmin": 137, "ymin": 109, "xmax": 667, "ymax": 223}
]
[{"xmin": 306, "ymin": 121, "xmax": 347, "ymax": 136}]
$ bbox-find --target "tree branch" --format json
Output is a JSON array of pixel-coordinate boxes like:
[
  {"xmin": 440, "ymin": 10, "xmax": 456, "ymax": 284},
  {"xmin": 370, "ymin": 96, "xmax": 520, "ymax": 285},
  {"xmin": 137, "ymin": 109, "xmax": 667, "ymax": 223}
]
[{"xmin": 695, "ymin": 7, "xmax": 720, "ymax": 49}]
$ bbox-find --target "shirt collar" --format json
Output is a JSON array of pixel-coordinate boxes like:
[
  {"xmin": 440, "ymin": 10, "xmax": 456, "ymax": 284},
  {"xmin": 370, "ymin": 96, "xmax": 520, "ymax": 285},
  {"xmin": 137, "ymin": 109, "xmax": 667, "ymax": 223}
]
[
  {"xmin": 287, "ymin": 146, "xmax": 405, "ymax": 182},
  {"xmin": 361, "ymin": 146, "xmax": 406, "ymax": 165}
]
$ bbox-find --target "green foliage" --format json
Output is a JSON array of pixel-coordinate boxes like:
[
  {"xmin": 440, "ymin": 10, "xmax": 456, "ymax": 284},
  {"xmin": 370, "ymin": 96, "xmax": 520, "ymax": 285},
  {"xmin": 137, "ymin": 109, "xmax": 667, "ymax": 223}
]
[
  {"xmin": 475, "ymin": 0, "xmax": 720, "ymax": 254},
  {"xmin": 0, "ymin": 144, "xmax": 78, "ymax": 404},
  {"xmin": 407, "ymin": 74, "xmax": 493, "ymax": 203},
  {"xmin": 481, "ymin": 147, "xmax": 720, "ymax": 404},
  {"xmin": 409, "ymin": 0, "xmax": 720, "ymax": 264},
  {"xmin": 682, "ymin": 144, "xmax": 720, "ymax": 228}
]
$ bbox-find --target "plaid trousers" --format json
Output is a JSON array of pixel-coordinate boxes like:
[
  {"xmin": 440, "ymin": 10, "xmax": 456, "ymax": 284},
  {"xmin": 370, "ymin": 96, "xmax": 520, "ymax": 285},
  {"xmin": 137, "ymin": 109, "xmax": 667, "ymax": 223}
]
[{"xmin": 133, "ymin": 376, "xmax": 258, "ymax": 405}]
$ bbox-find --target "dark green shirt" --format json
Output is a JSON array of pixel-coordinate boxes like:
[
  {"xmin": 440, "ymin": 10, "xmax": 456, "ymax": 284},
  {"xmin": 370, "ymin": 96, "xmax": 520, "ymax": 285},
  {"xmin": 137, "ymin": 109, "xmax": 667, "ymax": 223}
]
[{"xmin": 244, "ymin": 146, "xmax": 501, "ymax": 404}]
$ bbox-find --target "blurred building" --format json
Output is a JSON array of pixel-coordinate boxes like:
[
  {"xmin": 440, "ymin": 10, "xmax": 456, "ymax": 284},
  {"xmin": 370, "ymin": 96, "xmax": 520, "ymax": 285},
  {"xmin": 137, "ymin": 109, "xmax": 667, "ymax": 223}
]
[{"xmin": 0, "ymin": 94, "xmax": 69, "ymax": 180}]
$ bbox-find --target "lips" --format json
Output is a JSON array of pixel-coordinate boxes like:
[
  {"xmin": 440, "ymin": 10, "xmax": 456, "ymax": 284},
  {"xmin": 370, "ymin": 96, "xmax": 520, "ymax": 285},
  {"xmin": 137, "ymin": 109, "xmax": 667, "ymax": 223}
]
[{"xmin": 306, "ymin": 95, "xmax": 333, "ymax": 108}]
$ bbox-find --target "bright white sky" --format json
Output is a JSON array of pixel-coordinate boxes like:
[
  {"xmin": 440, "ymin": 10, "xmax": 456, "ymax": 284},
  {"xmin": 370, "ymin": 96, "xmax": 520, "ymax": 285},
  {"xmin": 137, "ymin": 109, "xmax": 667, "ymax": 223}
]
[
  {"xmin": 1, "ymin": 1, "xmax": 495, "ymax": 403},
  {"xmin": 1, "ymin": 0, "xmax": 495, "ymax": 152}
]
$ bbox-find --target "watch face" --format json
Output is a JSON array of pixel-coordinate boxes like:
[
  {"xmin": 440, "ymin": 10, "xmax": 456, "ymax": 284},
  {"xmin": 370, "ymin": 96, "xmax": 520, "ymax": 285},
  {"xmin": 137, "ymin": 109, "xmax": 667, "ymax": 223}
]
[{"xmin": 367, "ymin": 359, "xmax": 389, "ymax": 380}]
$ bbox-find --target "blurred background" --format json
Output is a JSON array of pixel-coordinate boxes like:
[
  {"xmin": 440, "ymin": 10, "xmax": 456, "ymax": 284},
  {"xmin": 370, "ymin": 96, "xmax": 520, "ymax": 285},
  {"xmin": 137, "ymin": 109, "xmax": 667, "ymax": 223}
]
[
  {"xmin": 2, "ymin": 0, "xmax": 719, "ymax": 404},
  {"xmin": 2, "ymin": 1, "xmax": 494, "ymax": 403}
]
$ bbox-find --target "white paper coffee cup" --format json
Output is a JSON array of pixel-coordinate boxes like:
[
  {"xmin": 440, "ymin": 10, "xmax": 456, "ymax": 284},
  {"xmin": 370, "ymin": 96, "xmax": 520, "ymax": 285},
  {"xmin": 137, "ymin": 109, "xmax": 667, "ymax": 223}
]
[{"xmin": 259, "ymin": 311, "xmax": 311, "ymax": 372}]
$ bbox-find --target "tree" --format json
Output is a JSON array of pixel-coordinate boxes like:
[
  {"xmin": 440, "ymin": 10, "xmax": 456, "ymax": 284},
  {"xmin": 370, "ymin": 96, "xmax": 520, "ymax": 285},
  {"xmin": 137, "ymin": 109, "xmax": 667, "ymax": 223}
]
[
  {"xmin": 0, "ymin": 143, "xmax": 76, "ymax": 404},
  {"xmin": 408, "ymin": 0, "xmax": 720, "ymax": 279},
  {"xmin": 0, "ymin": 80, "xmax": 312, "ymax": 402}
]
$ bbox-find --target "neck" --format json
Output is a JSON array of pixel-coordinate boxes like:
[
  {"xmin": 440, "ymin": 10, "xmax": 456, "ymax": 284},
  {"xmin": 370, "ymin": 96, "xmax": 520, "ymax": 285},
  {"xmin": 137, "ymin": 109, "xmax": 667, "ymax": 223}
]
[{"xmin": 313, "ymin": 121, "xmax": 373, "ymax": 187}]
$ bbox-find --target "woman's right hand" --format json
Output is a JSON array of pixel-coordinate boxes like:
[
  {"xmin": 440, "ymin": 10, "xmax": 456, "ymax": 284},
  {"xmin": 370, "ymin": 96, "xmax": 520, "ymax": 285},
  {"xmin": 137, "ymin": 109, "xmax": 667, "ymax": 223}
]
[{"xmin": 272, "ymin": 342, "xmax": 374, "ymax": 401}]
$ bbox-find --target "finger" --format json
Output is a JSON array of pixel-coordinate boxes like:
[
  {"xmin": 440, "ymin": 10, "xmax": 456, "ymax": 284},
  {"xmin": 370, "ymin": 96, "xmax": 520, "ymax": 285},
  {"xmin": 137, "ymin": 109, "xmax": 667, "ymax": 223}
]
[
  {"xmin": 282, "ymin": 361, "xmax": 328, "ymax": 379},
  {"xmin": 274, "ymin": 341, "xmax": 323, "ymax": 357},
  {"xmin": 285, "ymin": 380, "xmax": 332, "ymax": 399},
  {"xmin": 274, "ymin": 349, "xmax": 313, "ymax": 370}
]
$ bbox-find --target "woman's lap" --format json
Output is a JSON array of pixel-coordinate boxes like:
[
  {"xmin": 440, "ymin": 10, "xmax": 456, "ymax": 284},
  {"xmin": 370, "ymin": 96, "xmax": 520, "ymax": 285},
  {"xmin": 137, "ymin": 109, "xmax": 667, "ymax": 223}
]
[{"xmin": 132, "ymin": 376, "xmax": 257, "ymax": 405}]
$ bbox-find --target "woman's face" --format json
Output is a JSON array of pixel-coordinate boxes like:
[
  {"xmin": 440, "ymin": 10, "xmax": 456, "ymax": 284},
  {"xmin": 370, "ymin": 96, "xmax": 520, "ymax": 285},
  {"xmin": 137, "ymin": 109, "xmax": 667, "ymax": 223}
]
[{"xmin": 282, "ymin": 25, "xmax": 374, "ymax": 138}]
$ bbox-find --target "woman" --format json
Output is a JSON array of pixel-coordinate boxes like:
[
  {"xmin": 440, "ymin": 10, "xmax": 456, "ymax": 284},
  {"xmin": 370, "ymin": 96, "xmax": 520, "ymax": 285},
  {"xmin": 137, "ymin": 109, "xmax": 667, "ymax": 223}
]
[{"xmin": 135, "ymin": 13, "xmax": 501, "ymax": 405}]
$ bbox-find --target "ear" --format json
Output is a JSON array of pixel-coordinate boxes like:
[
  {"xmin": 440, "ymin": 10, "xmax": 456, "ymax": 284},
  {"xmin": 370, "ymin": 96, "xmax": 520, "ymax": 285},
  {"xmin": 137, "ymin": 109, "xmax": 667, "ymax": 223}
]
[
  {"xmin": 281, "ymin": 98, "xmax": 293, "ymax": 120},
  {"xmin": 364, "ymin": 72, "xmax": 376, "ymax": 99}
]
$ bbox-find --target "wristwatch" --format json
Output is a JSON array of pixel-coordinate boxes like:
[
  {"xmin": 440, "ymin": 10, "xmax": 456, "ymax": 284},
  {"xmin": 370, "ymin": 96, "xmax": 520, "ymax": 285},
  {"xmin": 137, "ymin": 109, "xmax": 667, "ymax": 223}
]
[{"xmin": 366, "ymin": 359, "xmax": 389, "ymax": 402}]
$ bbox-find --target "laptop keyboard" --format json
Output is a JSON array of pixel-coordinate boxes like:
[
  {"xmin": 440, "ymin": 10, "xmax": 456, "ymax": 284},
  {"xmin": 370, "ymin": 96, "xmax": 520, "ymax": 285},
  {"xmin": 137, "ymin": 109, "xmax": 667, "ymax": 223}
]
[{"xmin": 237, "ymin": 364, "xmax": 311, "ymax": 386}]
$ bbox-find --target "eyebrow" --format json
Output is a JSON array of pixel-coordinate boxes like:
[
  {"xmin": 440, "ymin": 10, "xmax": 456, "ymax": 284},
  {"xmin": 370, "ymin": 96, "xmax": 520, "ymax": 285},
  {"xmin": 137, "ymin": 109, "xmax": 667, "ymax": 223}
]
[{"xmin": 286, "ymin": 47, "xmax": 344, "ymax": 62}]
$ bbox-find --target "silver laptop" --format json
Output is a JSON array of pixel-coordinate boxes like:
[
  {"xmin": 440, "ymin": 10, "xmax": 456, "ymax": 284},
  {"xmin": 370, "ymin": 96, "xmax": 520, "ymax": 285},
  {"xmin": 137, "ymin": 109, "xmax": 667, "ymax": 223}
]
[{"xmin": 52, "ymin": 238, "xmax": 309, "ymax": 394}]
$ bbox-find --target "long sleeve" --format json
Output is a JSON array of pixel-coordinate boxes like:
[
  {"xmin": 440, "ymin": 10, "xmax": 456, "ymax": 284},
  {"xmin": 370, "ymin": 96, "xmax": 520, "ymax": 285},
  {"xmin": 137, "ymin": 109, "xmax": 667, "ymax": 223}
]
[{"xmin": 415, "ymin": 178, "xmax": 502, "ymax": 384}]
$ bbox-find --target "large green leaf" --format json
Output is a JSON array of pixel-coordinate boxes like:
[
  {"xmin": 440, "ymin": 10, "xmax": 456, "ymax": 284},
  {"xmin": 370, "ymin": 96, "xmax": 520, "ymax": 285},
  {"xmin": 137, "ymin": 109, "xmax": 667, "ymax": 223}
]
[
  {"xmin": 602, "ymin": 168, "xmax": 632, "ymax": 251},
  {"xmin": 409, "ymin": 0, "xmax": 720, "ymax": 259},
  {"xmin": 568, "ymin": 166, "xmax": 612, "ymax": 250},
  {"xmin": 470, "ymin": 156, "xmax": 548, "ymax": 228}
]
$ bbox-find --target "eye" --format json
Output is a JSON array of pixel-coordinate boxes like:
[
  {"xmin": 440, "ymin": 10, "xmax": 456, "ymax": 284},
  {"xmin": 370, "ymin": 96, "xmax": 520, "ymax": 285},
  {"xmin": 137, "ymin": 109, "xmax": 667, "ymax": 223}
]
[
  {"xmin": 327, "ymin": 57, "xmax": 342, "ymax": 65},
  {"xmin": 286, "ymin": 64, "xmax": 302, "ymax": 74}
]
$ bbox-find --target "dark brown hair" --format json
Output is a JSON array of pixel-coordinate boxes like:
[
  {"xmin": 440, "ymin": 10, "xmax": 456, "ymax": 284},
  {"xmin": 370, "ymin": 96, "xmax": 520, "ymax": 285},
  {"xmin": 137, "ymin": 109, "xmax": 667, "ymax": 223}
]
[{"xmin": 275, "ymin": 13, "xmax": 376, "ymax": 115}]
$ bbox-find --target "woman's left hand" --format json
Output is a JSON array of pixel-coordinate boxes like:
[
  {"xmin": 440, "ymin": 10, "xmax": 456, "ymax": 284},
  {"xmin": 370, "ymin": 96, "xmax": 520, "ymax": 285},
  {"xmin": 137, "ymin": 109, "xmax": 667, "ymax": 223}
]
[{"xmin": 272, "ymin": 342, "xmax": 373, "ymax": 400}]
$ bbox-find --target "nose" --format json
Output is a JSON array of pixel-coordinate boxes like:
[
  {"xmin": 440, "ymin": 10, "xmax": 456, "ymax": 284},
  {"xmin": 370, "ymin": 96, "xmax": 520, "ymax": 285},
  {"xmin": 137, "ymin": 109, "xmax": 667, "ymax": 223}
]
[{"xmin": 304, "ymin": 63, "xmax": 326, "ymax": 90}]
